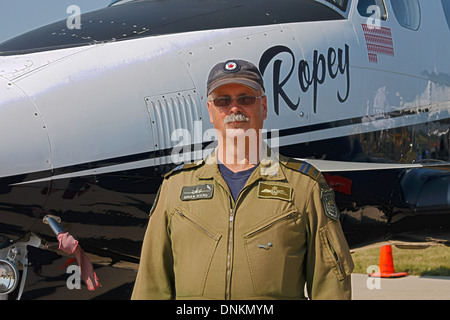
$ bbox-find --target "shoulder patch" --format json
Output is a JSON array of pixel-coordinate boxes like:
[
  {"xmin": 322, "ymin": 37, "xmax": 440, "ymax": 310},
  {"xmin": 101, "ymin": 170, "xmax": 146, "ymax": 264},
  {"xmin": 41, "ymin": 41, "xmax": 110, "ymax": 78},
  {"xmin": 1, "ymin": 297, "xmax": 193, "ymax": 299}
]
[
  {"xmin": 164, "ymin": 161, "xmax": 203, "ymax": 179},
  {"xmin": 281, "ymin": 157, "xmax": 321, "ymax": 181},
  {"xmin": 321, "ymin": 188, "xmax": 340, "ymax": 221}
]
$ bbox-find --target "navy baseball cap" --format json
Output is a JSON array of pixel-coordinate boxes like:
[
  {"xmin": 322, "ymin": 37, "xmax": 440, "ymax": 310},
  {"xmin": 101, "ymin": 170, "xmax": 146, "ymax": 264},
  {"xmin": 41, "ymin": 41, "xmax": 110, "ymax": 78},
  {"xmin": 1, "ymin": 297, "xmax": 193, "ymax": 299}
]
[{"xmin": 207, "ymin": 59, "xmax": 265, "ymax": 96}]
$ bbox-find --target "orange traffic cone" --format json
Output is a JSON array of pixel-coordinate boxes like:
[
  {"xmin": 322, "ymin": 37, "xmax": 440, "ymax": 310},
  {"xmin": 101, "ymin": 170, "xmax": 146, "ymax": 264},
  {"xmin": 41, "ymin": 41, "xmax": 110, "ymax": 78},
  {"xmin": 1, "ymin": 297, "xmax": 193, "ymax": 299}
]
[{"xmin": 370, "ymin": 245, "xmax": 408, "ymax": 278}]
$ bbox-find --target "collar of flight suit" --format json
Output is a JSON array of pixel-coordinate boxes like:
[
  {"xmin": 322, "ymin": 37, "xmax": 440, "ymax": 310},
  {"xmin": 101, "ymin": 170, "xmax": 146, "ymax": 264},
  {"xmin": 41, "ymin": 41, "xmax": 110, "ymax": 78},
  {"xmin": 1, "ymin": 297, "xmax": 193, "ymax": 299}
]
[{"xmin": 195, "ymin": 146, "xmax": 287, "ymax": 183}]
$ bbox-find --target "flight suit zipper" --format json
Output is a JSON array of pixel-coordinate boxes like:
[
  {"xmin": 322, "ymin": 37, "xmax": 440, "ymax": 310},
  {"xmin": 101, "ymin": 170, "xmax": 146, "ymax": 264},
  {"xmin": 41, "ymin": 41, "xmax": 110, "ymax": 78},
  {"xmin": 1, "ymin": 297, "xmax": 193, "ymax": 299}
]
[
  {"xmin": 221, "ymin": 171, "xmax": 258, "ymax": 299},
  {"xmin": 225, "ymin": 207, "xmax": 234, "ymax": 300},
  {"xmin": 327, "ymin": 237, "xmax": 344, "ymax": 275}
]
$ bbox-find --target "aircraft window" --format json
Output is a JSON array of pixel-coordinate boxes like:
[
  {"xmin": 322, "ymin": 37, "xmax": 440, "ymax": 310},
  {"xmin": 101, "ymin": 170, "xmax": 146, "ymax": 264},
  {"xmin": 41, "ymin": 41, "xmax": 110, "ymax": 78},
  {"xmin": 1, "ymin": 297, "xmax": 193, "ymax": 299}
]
[
  {"xmin": 391, "ymin": 0, "xmax": 421, "ymax": 30},
  {"xmin": 0, "ymin": 0, "xmax": 347, "ymax": 56},
  {"xmin": 357, "ymin": 0, "xmax": 387, "ymax": 21},
  {"xmin": 324, "ymin": 0, "xmax": 348, "ymax": 12},
  {"xmin": 109, "ymin": 0, "xmax": 135, "ymax": 5},
  {"xmin": 441, "ymin": 0, "xmax": 450, "ymax": 31}
]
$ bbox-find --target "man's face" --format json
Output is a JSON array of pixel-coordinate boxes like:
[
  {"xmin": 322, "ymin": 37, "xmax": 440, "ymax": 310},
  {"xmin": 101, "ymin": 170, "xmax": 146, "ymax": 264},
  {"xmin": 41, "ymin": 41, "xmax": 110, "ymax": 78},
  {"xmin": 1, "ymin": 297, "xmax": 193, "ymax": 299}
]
[{"xmin": 207, "ymin": 83, "xmax": 267, "ymax": 139}]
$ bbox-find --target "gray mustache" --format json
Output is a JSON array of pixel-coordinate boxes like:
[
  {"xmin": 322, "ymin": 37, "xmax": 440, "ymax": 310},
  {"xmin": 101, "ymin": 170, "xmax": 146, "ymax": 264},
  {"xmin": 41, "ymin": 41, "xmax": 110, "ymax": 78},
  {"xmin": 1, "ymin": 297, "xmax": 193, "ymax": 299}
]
[{"xmin": 224, "ymin": 113, "xmax": 250, "ymax": 124}]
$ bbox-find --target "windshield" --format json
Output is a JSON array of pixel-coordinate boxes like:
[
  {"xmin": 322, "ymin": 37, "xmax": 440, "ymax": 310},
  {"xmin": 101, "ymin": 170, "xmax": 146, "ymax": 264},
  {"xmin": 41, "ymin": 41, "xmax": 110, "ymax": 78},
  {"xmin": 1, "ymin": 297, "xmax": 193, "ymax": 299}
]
[
  {"xmin": 0, "ymin": 0, "xmax": 348, "ymax": 56},
  {"xmin": 324, "ymin": 0, "xmax": 349, "ymax": 12}
]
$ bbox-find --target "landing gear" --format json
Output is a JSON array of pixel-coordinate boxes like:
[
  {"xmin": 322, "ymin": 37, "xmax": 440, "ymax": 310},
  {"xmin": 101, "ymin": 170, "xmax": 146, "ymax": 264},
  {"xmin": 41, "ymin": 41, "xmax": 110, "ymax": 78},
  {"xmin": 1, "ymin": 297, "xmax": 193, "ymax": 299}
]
[{"xmin": 0, "ymin": 234, "xmax": 42, "ymax": 300}]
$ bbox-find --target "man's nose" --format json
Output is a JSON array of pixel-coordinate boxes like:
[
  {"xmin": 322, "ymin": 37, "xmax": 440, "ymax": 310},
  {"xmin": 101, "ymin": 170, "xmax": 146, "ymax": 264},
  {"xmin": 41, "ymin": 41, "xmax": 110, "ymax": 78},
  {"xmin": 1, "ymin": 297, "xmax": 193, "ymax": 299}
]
[{"xmin": 228, "ymin": 101, "xmax": 244, "ymax": 113}]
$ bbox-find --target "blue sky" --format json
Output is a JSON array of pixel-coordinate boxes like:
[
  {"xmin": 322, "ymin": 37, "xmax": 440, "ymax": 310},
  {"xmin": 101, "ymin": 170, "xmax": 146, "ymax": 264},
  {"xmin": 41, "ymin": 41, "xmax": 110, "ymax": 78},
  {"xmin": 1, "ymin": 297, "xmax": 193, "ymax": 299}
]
[{"xmin": 0, "ymin": 0, "xmax": 110, "ymax": 43}]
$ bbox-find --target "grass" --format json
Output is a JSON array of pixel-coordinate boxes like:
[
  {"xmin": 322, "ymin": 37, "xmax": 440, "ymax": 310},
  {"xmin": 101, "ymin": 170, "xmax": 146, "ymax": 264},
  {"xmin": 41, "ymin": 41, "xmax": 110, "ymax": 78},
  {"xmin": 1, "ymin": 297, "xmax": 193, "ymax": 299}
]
[{"xmin": 351, "ymin": 245, "xmax": 450, "ymax": 277}]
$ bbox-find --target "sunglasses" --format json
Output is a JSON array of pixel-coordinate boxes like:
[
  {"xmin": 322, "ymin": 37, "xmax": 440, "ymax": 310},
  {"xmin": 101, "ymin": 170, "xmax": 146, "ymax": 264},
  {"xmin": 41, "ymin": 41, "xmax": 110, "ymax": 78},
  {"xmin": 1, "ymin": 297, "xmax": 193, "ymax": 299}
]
[{"xmin": 212, "ymin": 95, "xmax": 265, "ymax": 108}]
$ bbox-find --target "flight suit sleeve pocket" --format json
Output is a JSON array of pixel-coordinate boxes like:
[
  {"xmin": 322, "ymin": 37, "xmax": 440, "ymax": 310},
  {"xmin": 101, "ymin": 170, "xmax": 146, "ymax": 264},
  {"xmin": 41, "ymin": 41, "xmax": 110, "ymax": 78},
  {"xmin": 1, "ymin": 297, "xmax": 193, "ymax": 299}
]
[{"xmin": 319, "ymin": 221, "xmax": 354, "ymax": 281}]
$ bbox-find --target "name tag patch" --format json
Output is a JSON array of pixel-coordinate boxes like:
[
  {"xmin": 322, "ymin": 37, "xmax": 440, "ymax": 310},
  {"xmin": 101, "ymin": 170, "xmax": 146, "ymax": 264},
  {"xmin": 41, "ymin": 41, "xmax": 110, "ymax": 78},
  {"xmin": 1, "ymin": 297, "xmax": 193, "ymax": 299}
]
[
  {"xmin": 181, "ymin": 184, "xmax": 214, "ymax": 201},
  {"xmin": 258, "ymin": 182, "xmax": 292, "ymax": 201}
]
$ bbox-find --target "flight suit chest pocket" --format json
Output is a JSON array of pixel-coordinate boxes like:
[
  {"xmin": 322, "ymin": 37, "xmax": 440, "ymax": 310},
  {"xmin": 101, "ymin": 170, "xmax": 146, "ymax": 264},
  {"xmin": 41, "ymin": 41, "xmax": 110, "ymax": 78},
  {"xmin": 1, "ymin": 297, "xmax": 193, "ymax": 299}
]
[
  {"xmin": 242, "ymin": 209, "xmax": 305, "ymax": 297},
  {"xmin": 170, "ymin": 209, "xmax": 222, "ymax": 297}
]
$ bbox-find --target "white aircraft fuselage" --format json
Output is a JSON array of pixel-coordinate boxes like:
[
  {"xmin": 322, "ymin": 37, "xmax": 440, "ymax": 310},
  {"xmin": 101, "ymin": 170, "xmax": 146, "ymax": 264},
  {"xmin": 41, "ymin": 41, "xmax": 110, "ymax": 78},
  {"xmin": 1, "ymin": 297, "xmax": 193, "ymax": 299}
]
[{"xmin": 0, "ymin": 0, "xmax": 449, "ymax": 299}]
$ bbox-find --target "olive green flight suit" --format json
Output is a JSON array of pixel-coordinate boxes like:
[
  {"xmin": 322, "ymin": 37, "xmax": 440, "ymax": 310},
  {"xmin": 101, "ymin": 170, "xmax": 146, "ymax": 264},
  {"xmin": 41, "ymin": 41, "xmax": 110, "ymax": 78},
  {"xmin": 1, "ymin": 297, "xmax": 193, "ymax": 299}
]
[{"xmin": 132, "ymin": 151, "xmax": 353, "ymax": 300}]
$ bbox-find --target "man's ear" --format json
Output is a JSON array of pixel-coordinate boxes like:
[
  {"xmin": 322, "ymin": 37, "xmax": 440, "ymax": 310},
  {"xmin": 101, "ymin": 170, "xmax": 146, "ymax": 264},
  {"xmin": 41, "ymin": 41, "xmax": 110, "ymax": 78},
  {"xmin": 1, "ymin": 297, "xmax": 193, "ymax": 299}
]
[
  {"xmin": 262, "ymin": 95, "xmax": 268, "ymax": 120},
  {"xmin": 207, "ymin": 99, "xmax": 214, "ymax": 124}
]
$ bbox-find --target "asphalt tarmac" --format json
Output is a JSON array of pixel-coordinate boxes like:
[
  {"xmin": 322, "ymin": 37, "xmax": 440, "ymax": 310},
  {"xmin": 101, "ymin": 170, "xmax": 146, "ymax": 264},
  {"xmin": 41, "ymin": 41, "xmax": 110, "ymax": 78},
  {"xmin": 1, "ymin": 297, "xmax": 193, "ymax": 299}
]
[{"xmin": 351, "ymin": 273, "xmax": 450, "ymax": 300}]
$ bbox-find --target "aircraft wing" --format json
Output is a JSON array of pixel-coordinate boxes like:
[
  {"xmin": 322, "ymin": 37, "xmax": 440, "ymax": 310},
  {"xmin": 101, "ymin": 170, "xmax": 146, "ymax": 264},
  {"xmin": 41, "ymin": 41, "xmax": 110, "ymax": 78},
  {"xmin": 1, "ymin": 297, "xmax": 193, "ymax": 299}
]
[{"xmin": 299, "ymin": 159, "xmax": 450, "ymax": 172}]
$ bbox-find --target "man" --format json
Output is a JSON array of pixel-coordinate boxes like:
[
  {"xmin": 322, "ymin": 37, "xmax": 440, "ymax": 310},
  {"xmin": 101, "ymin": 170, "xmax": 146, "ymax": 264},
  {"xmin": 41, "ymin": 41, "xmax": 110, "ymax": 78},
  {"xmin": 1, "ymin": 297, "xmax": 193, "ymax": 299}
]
[{"xmin": 132, "ymin": 59, "xmax": 353, "ymax": 300}]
